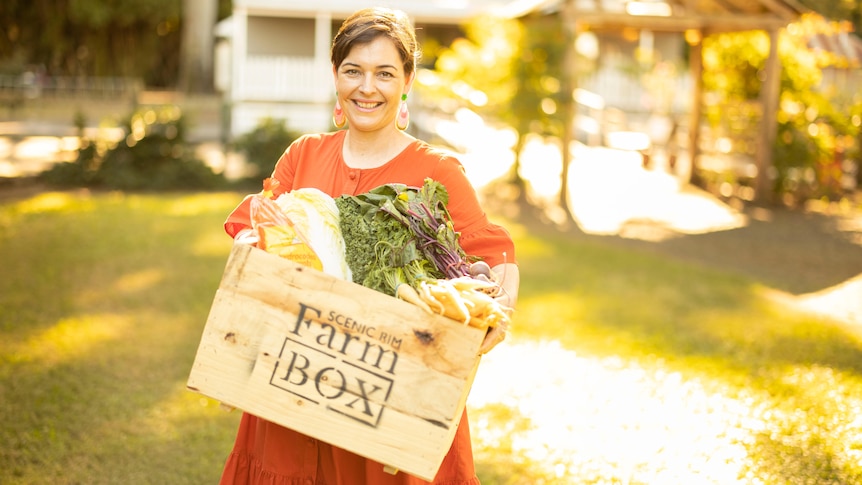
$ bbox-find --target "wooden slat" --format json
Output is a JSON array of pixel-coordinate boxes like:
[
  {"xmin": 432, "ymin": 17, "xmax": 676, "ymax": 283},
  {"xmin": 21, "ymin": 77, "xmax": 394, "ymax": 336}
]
[
  {"xmin": 742, "ymin": 0, "xmax": 803, "ymax": 19},
  {"xmin": 573, "ymin": 12, "xmax": 790, "ymax": 32},
  {"xmin": 568, "ymin": 0, "xmax": 805, "ymax": 32}
]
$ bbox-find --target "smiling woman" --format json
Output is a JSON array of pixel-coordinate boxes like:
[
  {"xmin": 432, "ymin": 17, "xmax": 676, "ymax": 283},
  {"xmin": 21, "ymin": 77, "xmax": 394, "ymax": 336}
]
[{"xmin": 217, "ymin": 6, "xmax": 520, "ymax": 485}]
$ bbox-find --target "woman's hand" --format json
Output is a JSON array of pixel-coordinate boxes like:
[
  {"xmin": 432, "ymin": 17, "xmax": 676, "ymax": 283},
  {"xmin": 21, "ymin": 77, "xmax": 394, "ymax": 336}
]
[
  {"xmin": 479, "ymin": 263, "xmax": 519, "ymax": 354},
  {"xmin": 479, "ymin": 319, "xmax": 508, "ymax": 355}
]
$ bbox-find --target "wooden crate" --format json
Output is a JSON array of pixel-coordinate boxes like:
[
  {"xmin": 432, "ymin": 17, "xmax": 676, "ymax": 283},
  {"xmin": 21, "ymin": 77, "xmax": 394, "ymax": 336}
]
[{"xmin": 187, "ymin": 244, "xmax": 485, "ymax": 481}]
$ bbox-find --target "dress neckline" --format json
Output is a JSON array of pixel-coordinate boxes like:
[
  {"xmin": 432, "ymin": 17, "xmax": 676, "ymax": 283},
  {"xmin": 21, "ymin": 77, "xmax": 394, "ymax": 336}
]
[{"xmin": 337, "ymin": 130, "xmax": 419, "ymax": 171}]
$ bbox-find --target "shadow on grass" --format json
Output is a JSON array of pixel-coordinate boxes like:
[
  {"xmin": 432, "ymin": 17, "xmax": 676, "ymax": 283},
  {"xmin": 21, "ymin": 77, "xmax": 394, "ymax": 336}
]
[
  {"xmin": 486, "ymin": 181, "xmax": 862, "ymax": 296},
  {"xmin": 613, "ymin": 206, "xmax": 862, "ymax": 296},
  {"xmin": 515, "ymin": 220, "xmax": 862, "ymax": 378}
]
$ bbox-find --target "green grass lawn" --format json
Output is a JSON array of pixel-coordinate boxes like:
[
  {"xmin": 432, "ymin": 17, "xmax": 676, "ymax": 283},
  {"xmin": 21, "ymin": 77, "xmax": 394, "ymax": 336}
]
[
  {"xmin": 2, "ymin": 189, "xmax": 862, "ymax": 484},
  {"xmin": 0, "ymin": 190, "xmax": 242, "ymax": 484}
]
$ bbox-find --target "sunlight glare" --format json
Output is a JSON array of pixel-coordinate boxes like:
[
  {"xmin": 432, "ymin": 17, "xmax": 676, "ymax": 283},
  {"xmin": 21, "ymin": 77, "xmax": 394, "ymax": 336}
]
[
  {"xmin": 766, "ymin": 273, "xmax": 862, "ymax": 326},
  {"xmin": 10, "ymin": 314, "xmax": 131, "ymax": 364},
  {"xmin": 0, "ymin": 137, "xmax": 11, "ymax": 158},
  {"xmin": 438, "ymin": 110, "xmax": 517, "ymax": 189},
  {"xmin": 15, "ymin": 191, "xmax": 92, "ymax": 215},
  {"xmin": 454, "ymin": 107, "xmax": 483, "ymax": 127},
  {"xmin": 562, "ymin": 141, "xmax": 747, "ymax": 236},
  {"xmin": 192, "ymin": 231, "xmax": 233, "ymax": 258},
  {"xmin": 166, "ymin": 193, "xmax": 240, "ymax": 217},
  {"xmin": 469, "ymin": 340, "xmax": 761, "ymax": 484},
  {"xmin": 13, "ymin": 136, "xmax": 62, "ymax": 159},
  {"xmin": 114, "ymin": 269, "xmax": 165, "ymax": 294},
  {"xmin": 445, "ymin": 112, "xmax": 748, "ymax": 238},
  {"xmin": 518, "ymin": 135, "xmax": 561, "ymax": 204},
  {"xmin": 417, "ymin": 69, "xmax": 439, "ymax": 87}
]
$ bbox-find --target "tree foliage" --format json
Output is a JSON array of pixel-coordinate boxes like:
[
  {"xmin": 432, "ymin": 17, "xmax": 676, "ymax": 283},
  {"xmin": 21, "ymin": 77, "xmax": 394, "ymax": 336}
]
[
  {"xmin": 429, "ymin": 13, "xmax": 571, "ymax": 139},
  {"xmin": 0, "ymin": 0, "xmax": 231, "ymax": 87},
  {"xmin": 510, "ymin": 14, "xmax": 570, "ymax": 139},
  {"xmin": 701, "ymin": 13, "xmax": 862, "ymax": 202},
  {"xmin": 425, "ymin": 16, "xmax": 522, "ymax": 117},
  {"xmin": 796, "ymin": 0, "xmax": 862, "ymax": 35},
  {"xmin": 421, "ymin": 11, "xmax": 572, "ymax": 193},
  {"xmin": 230, "ymin": 117, "xmax": 300, "ymax": 185},
  {"xmin": 40, "ymin": 106, "xmax": 226, "ymax": 190}
]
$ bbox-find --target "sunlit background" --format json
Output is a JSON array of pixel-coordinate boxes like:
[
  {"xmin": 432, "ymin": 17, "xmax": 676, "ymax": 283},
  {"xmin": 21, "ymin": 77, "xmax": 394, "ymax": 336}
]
[
  {"xmin": 2, "ymin": 102, "xmax": 861, "ymax": 480},
  {"xmin": 2, "ymin": 0, "xmax": 862, "ymax": 481},
  {"xmin": 442, "ymin": 110, "xmax": 862, "ymax": 483}
]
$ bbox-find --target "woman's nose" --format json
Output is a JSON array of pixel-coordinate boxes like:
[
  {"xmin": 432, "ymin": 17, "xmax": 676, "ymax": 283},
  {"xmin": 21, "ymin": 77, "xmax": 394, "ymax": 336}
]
[{"xmin": 359, "ymin": 73, "xmax": 375, "ymax": 92}]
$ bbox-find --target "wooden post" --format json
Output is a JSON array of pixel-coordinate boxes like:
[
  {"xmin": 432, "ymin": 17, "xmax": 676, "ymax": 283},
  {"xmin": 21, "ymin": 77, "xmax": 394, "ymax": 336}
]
[
  {"xmin": 559, "ymin": 0, "xmax": 578, "ymax": 214},
  {"xmin": 755, "ymin": 28, "xmax": 782, "ymax": 204},
  {"xmin": 687, "ymin": 33, "xmax": 704, "ymax": 186}
]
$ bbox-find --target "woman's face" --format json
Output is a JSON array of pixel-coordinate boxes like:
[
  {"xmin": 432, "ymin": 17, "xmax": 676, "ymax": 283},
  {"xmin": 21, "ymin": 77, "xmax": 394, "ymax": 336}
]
[{"xmin": 333, "ymin": 36, "xmax": 413, "ymax": 133}]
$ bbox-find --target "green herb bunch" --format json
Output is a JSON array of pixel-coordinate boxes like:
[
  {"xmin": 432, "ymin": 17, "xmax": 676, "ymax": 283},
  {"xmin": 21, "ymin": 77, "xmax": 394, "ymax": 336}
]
[{"xmin": 334, "ymin": 178, "xmax": 472, "ymax": 296}]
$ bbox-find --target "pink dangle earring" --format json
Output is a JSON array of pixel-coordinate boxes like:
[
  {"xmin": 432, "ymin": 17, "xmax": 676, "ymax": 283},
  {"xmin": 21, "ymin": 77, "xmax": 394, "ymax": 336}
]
[
  {"xmin": 333, "ymin": 95, "xmax": 346, "ymax": 129},
  {"xmin": 396, "ymin": 93, "xmax": 409, "ymax": 130}
]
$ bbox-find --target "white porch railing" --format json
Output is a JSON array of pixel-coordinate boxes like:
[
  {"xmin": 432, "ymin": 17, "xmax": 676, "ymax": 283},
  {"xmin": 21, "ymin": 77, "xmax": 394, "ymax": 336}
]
[
  {"xmin": 238, "ymin": 55, "xmax": 332, "ymax": 103},
  {"xmin": 581, "ymin": 69, "xmax": 692, "ymax": 115}
]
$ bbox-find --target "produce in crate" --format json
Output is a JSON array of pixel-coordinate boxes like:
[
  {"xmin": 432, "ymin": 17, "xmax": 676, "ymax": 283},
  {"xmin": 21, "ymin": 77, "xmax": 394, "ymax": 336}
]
[
  {"xmin": 334, "ymin": 178, "xmax": 511, "ymax": 330},
  {"xmin": 415, "ymin": 276, "xmax": 510, "ymax": 329},
  {"xmin": 251, "ymin": 176, "xmax": 511, "ymax": 331},
  {"xmin": 249, "ymin": 178, "xmax": 322, "ymax": 272},
  {"xmin": 272, "ymin": 185, "xmax": 352, "ymax": 280},
  {"xmin": 249, "ymin": 178, "xmax": 351, "ymax": 280}
]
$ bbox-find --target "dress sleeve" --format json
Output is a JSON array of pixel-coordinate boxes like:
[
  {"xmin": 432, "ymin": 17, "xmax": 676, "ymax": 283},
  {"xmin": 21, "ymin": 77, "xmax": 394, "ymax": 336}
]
[
  {"xmin": 223, "ymin": 141, "xmax": 300, "ymax": 238},
  {"xmin": 431, "ymin": 156, "xmax": 516, "ymax": 268}
]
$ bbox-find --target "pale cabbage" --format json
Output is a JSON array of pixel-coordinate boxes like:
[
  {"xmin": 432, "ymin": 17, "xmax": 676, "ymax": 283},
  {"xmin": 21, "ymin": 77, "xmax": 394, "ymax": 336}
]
[{"xmin": 273, "ymin": 188, "xmax": 352, "ymax": 281}]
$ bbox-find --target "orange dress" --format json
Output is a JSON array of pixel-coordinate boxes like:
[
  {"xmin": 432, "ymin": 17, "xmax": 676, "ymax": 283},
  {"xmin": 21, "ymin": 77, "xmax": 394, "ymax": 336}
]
[{"xmin": 221, "ymin": 130, "xmax": 516, "ymax": 485}]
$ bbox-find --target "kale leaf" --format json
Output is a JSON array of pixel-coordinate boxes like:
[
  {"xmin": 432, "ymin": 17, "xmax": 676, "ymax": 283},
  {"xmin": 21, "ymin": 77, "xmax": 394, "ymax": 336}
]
[{"xmin": 335, "ymin": 178, "xmax": 471, "ymax": 296}]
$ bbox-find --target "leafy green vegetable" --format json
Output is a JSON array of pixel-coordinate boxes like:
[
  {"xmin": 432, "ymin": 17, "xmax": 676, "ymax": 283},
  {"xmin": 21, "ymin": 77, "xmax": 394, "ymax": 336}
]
[{"xmin": 335, "ymin": 178, "xmax": 473, "ymax": 296}]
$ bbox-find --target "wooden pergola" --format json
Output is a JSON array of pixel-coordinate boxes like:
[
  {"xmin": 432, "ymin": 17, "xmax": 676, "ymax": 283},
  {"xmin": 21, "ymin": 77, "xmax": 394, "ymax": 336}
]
[{"xmin": 533, "ymin": 0, "xmax": 810, "ymax": 204}]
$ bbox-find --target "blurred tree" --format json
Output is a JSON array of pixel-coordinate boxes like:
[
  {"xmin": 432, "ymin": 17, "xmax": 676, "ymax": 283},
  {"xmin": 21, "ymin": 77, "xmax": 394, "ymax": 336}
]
[
  {"xmin": 41, "ymin": 105, "xmax": 227, "ymax": 189},
  {"xmin": 510, "ymin": 10, "xmax": 577, "ymax": 210},
  {"xmin": 0, "ymin": 0, "xmax": 231, "ymax": 88},
  {"xmin": 431, "ymin": 15, "xmax": 522, "ymax": 126},
  {"xmin": 230, "ymin": 117, "xmax": 300, "ymax": 185},
  {"xmin": 0, "ymin": 0, "xmax": 178, "ymax": 83},
  {"xmin": 797, "ymin": 0, "xmax": 862, "ymax": 34},
  {"xmin": 701, "ymin": 13, "xmax": 861, "ymax": 203},
  {"xmin": 422, "ymin": 16, "xmax": 521, "ymax": 181},
  {"xmin": 426, "ymin": 13, "xmax": 574, "ymax": 209}
]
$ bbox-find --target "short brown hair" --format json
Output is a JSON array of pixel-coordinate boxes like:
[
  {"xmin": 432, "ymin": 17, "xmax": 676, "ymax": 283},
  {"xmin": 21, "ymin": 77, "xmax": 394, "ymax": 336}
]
[{"xmin": 331, "ymin": 7, "xmax": 420, "ymax": 76}]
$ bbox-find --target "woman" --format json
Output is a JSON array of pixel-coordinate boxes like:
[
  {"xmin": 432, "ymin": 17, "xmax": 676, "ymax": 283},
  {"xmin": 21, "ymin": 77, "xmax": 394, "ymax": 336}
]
[{"xmin": 221, "ymin": 7, "xmax": 519, "ymax": 484}]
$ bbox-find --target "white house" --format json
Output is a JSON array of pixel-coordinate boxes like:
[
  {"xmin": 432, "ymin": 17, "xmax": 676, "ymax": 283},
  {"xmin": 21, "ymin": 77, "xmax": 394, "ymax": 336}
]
[{"xmin": 214, "ymin": 0, "xmax": 533, "ymax": 137}]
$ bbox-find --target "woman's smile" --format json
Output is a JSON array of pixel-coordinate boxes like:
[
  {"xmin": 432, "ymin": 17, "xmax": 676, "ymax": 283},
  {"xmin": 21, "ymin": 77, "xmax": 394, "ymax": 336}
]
[{"xmin": 353, "ymin": 100, "xmax": 383, "ymax": 110}]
